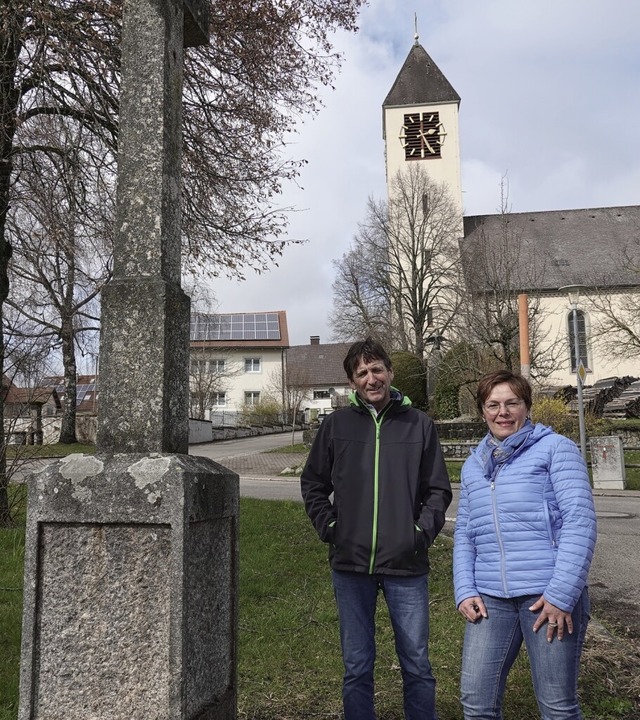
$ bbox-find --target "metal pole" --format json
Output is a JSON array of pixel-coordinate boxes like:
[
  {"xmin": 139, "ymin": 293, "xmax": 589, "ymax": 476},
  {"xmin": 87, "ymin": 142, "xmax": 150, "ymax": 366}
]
[{"xmin": 572, "ymin": 306, "xmax": 588, "ymax": 462}]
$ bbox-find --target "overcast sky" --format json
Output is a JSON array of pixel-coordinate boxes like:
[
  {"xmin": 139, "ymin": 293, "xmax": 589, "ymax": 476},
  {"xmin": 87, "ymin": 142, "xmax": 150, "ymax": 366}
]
[{"xmin": 210, "ymin": 0, "xmax": 640, "ymax": 347}]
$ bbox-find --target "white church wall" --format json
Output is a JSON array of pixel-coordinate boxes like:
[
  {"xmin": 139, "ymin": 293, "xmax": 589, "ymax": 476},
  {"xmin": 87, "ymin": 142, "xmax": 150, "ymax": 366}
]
[{"xmin": 534, "ymin": 294, "xmax": 640, "ymax": 386}]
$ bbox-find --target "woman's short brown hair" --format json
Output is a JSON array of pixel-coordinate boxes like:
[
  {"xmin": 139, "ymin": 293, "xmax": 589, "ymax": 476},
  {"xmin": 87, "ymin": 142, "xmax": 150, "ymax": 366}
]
[{"xmin": 476, "ymin": 370, "xmax": 532, "ymax": 416}]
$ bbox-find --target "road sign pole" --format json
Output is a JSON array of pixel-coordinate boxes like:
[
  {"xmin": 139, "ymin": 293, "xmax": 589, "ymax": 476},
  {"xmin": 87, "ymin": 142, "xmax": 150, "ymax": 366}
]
[{"xmin": 572, "ymin": 307, "xmax": 588, "ymax": 462}]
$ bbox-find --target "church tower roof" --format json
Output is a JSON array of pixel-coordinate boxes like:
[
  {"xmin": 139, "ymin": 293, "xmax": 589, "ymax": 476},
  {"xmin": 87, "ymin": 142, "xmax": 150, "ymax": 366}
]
[{"xmin": 383, "ymin": 42, "xmax": 460, "ymax": 107}]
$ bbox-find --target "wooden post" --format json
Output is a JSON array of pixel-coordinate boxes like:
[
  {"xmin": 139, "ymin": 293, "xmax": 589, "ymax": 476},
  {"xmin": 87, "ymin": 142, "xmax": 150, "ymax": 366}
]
[{"xmin": 518, "ymin": 293, "xmax": 530, "ymax": 379}]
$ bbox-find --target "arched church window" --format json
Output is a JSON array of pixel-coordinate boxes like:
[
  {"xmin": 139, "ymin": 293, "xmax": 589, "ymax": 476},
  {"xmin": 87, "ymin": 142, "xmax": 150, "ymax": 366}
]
[{"xmin": 567, "ymin": 309, "xmax": 590, "ymax": 372}]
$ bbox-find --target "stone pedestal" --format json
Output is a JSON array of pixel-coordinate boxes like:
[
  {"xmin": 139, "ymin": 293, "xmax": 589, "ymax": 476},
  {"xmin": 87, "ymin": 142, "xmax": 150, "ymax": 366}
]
[
  {"xmin": 19, "ymin": 453, "xmax": 238, "ymax": 720},
  {"xmin": 590, "ymin": 436, "xmax": 626, "ymax": 490}
]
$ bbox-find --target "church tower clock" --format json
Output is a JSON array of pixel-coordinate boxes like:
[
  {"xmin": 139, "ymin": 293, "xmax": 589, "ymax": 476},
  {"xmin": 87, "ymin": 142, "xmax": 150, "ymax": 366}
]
[{"xmin": 383, "ymin": 35, "xmax": 463, "ymax": 226}]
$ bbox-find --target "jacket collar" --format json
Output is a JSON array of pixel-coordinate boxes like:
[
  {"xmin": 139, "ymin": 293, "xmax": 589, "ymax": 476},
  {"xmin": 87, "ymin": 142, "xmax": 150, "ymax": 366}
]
[{"xmin": 349, "ymin": 387, "xmax": 410, "ymax": 415}]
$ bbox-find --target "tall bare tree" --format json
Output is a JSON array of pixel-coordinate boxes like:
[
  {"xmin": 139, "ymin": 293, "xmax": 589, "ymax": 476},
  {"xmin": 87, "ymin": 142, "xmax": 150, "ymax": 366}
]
[
  {"xmin": 7, "ymin": 122, "xmax": 113, "ymax": 443},
  {"xmin": 330, "ymin": 164, "xmax": 463, "ymax": 359},
  {"xmin": 188, "ymin": 352, "xmax": 240, "ymax": 421},
  {"xmin": 459, "ymin": 180, "xmax": 562, "ymax": 383},
  {"xmin": 268, "ymin": 365, "xmax": 310, "ymax": 444}
]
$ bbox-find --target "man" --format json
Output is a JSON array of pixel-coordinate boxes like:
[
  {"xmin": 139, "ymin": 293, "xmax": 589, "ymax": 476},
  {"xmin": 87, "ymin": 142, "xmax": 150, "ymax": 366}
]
[{"xmin": 301, "ymin": 337, "xmax": 452, "ymax": 720}]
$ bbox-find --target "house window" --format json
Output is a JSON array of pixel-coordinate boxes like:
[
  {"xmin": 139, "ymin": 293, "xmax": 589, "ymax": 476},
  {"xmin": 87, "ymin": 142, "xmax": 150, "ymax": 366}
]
[
  {"xmin": 313, "ymin": 390, "xmax": 330, "ymax": 400},
  {"xmin": 211, "ymin": 392, "xmax": 227, "ymax": 407},
  {"xmin": 245, "ymin": 358, "xmax": 261, "ymax": 373},
  {"xmin": 568, "ymin": 309, "xmax": 590, "ymax": 372},
  {"xmin": 210, "ymin": 359, "xmax": 226, "ymax": 373},
  {"xmin": 245, "ymin": 391, "xmax": 260, "ymax": 406}
]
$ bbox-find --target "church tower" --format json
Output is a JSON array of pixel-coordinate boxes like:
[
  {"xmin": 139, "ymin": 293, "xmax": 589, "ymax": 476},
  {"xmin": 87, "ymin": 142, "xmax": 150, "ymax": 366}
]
[
  {"xmin": 383, "ymin": 36, "xmax": 463, "ymax": 227},
  {"xmin": 380, "ymin": 33, "xmax": 463, "ymax": 363}
]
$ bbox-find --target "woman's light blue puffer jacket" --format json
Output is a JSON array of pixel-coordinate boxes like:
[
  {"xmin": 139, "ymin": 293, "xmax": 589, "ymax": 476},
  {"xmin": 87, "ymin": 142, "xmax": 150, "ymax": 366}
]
[{"xmin": 453, "ymin": 422, "xmax": 597, "ymax": 612}]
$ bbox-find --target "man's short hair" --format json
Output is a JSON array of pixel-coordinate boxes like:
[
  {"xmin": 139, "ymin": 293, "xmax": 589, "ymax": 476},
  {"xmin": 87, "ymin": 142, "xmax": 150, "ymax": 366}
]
[{"xmin": 343, "ymin": 337, "xmax": 392, "ymax": 380}]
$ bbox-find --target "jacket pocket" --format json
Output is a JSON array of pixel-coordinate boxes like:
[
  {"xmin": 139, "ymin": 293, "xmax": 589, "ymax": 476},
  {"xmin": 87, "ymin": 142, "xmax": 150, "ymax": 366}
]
[
  {"xmin": 326, "ymin": 520, "xmax": 337, "ymax": 545},
  {"xmin": 543, "ymin": 500, "xmax": 557, "ymax": 548},
  {"xmin": 414, "ymin": 523, "xmax": 428, "ymax": 552}
]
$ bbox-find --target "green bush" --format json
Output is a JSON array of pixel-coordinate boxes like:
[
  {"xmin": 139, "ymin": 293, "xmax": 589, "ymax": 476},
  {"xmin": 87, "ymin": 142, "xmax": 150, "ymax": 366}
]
[
  {"xmin": 434, "ymin": 382, "xmax": 460, "ymax": 420},
  {"xmin": 239, "ymin": 399, "xmax": 282, "ymax": 427},
  {"xmin": 531, "ymin": 396, "xmax": 606, "ymax": 441},
  {"xmin": 432, "ymin": 342, "xmax": 486, "ymax": 419},
  {"xmin": 531, "ymin": 396, "xmax": 575, "ymax": 436}
]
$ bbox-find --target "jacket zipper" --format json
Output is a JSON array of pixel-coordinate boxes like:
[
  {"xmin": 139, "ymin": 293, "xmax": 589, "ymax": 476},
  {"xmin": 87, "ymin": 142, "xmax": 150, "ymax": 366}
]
[
  {"xmin": 486, "ymin": 436, "xmax": 538, "ymax": 595},
  {"xmin": 368, "ymin": 407, "xmax": 388, "ymax": 574},
  {"xmin": 490, "ymin": 469, "xmax": 509, "ymax": 594}
]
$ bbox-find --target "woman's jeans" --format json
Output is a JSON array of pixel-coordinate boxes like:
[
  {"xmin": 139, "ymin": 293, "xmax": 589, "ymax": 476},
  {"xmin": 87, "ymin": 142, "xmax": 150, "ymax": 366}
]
[
  {"xmin": 332, "ymin": 570, "xmax": 437, "ymax": 720},
  {"xmin": 460, "ymin": 588, "xmax": 590, "ymax": 720}
]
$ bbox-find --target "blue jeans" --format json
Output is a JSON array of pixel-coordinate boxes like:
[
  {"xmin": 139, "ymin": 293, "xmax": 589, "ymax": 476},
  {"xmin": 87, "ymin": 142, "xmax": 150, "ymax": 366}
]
[
  {"xmin": 332, "ymin": 570, "xmax": 437, "ymax": 720},
  {"xmin": 460, "ymin": 589, "xmax": 590, "ymax": 719}
]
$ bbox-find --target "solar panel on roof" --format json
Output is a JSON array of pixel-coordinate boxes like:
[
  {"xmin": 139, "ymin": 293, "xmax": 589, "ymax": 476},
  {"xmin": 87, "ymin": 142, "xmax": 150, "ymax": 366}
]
[{"xmin": 190, "ymin": 313, "xmax": 281, "ymax": 341}]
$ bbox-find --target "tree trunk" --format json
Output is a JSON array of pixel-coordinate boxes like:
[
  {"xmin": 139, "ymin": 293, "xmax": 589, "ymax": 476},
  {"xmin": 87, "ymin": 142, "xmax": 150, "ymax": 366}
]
[
  {"xmin": 58, "ymin": 318, "xmax": 78, "ymax": 444},
  {"xmin": 0, "ymin": 14, "xmax": 20, "ymax": 524}
]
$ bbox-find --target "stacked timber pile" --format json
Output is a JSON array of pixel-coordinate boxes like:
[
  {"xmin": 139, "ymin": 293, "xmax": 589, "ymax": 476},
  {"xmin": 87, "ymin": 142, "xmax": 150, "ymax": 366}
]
[{"xmin": 603, "ymin": 379, "xmax": 640, "ymax": 419}]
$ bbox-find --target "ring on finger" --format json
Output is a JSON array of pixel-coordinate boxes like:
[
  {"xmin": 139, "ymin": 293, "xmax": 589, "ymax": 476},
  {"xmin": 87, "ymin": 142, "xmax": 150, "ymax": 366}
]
[{"xmin": 548, "ymin": 622, "xmax": 558, "ymax": 627}]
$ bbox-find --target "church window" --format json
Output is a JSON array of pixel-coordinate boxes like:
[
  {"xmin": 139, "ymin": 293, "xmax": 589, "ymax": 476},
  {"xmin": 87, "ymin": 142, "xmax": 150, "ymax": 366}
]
[{"xmin": 567, "ymin": 309, "xmax": 590, "ymax": 372}]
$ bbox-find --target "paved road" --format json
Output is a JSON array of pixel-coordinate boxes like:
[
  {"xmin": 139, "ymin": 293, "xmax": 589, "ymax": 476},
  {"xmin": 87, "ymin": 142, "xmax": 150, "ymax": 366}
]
[{"xmin": 191, "ymin": 433, "xmax": 640, "ymax": 639}]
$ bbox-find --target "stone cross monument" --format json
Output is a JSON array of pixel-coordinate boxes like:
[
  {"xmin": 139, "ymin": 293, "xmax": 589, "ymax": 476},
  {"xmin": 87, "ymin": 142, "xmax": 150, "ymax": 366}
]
[{"xmin": 18, "ymin": 2, "xmax": 239, "ymax": 719}]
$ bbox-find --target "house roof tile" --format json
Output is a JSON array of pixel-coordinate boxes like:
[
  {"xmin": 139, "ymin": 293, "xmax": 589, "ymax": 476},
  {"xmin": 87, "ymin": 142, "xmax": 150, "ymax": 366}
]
[{"xmin": 286, "ymin": 342, "xmax": 353, "ymax": 387}]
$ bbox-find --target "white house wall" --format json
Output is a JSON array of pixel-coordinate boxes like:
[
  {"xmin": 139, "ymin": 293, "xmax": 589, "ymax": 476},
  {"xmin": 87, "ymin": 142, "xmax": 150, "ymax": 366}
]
[
  {"xmin": 190, "ymin": 347, "xmax": 286, "ymax": 415},
  {"xmin": 301, "ymin": 387, "xmax": 351, "ymax": 422},
  {"xmin": 222, "ymin": 349, "xmax": 284, "ymax": 409}
]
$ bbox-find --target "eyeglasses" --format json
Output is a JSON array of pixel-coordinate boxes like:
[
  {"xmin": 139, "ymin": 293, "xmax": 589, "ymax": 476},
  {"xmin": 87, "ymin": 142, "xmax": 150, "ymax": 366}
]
[{"xmin": 483, "ymin": 399, "xmax": 524, "ymax": 414}]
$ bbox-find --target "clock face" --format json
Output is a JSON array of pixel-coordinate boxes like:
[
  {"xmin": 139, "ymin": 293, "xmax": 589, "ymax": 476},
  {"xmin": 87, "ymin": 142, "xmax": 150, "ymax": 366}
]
[{"xmin": 399, "ymin": 112, "xmax": 446, "ymax": 159}]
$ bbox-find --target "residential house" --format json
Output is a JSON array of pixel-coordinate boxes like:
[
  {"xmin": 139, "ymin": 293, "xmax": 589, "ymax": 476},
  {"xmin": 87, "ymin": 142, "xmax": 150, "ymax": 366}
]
[
  {"xmin": 285, "ymin": 337, "xmax": 352, "ymax": 422},
  {"xmin": 189, "ymin": 311, "xmax": 289, "ymax": 424},
  {"xmin": 2, "ymin": 376, "xmax": 62, "ymax": 445},
  {"xmin": 45, "ymin": 375, "xmax": 99, "ymax": 415},
  {"xmin": 42, "ymin": 374, "xmax": 99, "ymax": 442}
]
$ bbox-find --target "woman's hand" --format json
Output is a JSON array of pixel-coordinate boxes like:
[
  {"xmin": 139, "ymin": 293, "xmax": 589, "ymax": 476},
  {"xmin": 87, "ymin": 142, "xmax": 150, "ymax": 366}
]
[
  {"xmin": 529, "ymin": 596, "xmax": 573, "ymax": 642},
  {"xmin": 458, "ymin": 596, "xmax": 488, "ymax": 622}
]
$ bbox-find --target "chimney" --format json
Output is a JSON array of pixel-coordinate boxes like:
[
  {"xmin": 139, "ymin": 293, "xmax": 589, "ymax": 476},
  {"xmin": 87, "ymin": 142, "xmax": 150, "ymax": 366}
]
[{"xmin": 310, "ymin": 335, "xmax": 320, "ymax": 345}]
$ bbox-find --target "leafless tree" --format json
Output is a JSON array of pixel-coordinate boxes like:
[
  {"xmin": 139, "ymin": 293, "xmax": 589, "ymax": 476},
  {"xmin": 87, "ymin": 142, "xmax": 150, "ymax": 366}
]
[
  {"xmin": 586, "ymin": 235, "xmax": 640, "ymax": 361},
  {"xmin": 330, "ymin": 164, "xmax": 463, "ymax": 359},
  {"xmin": 7, "ymin": 121, "xmax": 113, "ymax": 443},
  {"xmin": 187, "ymin": 295, "xmax": 243, "ymax": 422},
  {"xmin": 459, "ymin": 180, "xmax": 562, "ymax": 383},
  {"xmin": 188, "ymin": 352, "xmax": 237, "ymax": 421},
  {"xmin": 329, "ymin": 240, "xmax": 394, "ymax": 347},
  {"xmin": 268, "ymin": 365, "xmax": 310, "ymax": 445}
]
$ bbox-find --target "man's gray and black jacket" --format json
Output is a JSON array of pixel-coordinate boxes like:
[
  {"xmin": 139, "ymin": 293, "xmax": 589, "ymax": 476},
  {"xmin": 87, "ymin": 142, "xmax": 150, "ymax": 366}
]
[{"xmin": 300, "ymin": 390, "xmax": 452, "ymax": 576}]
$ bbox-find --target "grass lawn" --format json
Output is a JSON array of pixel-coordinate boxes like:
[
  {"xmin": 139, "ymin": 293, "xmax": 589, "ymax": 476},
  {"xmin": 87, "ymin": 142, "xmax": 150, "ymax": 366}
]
[
  {"xmin": 5, "ymin": 442, "xmax": 96, "ymax": 460},
  {"xmin": 3, "ymin": 498, "xmax": 636, "ymax": 719}
]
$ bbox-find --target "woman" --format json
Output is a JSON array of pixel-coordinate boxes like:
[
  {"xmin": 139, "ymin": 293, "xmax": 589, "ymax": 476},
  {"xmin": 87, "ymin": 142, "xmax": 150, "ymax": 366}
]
[{"xmin": 453, "ymin": 369, "xmax": 597, "ymax": 720}]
